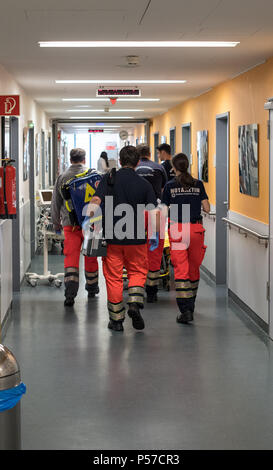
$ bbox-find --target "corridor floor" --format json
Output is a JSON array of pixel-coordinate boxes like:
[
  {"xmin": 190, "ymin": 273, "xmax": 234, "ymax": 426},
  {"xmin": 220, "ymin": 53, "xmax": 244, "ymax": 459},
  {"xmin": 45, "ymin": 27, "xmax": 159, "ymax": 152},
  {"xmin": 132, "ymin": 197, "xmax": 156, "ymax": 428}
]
[{"xmin": 3, "ymin": 249, "xmax": 273, "ymax": 450}]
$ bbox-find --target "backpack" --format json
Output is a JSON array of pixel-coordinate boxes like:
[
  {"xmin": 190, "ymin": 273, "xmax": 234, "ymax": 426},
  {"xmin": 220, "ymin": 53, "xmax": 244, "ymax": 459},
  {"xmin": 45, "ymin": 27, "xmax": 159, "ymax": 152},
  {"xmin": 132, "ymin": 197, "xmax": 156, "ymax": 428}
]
[{"xmin": 61, "ymin": 169, "xmax": 102, "ymax": 227}]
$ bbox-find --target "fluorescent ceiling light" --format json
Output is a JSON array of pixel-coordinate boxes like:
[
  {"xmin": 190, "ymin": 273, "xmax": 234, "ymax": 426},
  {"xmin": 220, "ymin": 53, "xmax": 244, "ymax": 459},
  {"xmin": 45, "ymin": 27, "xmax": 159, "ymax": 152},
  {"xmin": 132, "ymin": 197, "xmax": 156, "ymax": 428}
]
[
  {"xmin": 40, "ymin": 41, "xmax": 239, "ymax": 48},
  {"xmin": 57, "ymin": 80, "xmax": 186, "ymax": 84},
  {"xmin": 67, "ymin": 109, "xmax": 144, "ymax": 112},
  {"xmin": 63, "ymin": 98, "xmax": 160, "ymax": 102},
  {"xmin": 69, "ymin": 116, "xmax": 134, "ymax": 119}
]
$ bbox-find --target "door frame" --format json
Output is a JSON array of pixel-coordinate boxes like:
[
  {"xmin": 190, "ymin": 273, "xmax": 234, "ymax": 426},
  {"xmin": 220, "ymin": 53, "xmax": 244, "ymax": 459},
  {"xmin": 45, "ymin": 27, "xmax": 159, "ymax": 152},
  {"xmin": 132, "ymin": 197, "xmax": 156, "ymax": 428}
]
[
  {"xmin": 169, "ymin": 127, "xmax": 176, "ymax": 155},
  {"xmin": 153, "ymin": 132, "xmax": 159, "ymax": 162},
  {"xmin": 265, "ymin": 100, "xmax": 273, "ymax": 340},
  {"xmin": 181, "ymin": 122, "xmax": 192, "ymax": 166},
  {"xmin": 28, "ymin": 127, "xmax": 35, "ymax": 259},
  {"xmin": 41, "ymin": 130, "xmax": 45, "ymax": 188},
  {"xmin": 215, "ymin": 112, "xmax": 230, "ymax": 285},
  {"xmin": 10, "ymin": 117, "xmax": 20, "ymax": 291}
]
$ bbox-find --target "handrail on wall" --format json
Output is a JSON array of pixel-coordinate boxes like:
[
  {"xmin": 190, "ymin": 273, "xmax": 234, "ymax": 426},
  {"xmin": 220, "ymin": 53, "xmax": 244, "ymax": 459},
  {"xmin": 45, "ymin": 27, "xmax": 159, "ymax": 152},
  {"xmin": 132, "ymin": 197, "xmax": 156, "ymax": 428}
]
[
  {"xmin": 202, "ymin": 210, "xmax": 216, "ymax": 221},
  {"xmin": 222, "ymin": 217, "xmax": 269, "ymax": 247}
]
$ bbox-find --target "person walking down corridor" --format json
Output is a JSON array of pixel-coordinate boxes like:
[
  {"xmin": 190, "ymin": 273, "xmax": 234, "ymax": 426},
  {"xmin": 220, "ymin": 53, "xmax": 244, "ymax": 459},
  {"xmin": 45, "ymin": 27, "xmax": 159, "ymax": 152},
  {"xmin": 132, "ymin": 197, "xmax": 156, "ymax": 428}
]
[
  {"xmin": 51, "ymin": 148, "xmax": 100, "ymax": 306},
  {"xmin": 136, "ymin": 144, "xmax": 167, "ymax": 302},
  {"xmin": 157, "ymin": 143, "xmax": 175, "ymax": 181},
  {"xmin": 86, "ymin": 145, "xmax": 160, "ymax": 332},
  {"xmin": 97, "ymin": 151, "xmax": 110, "ymax": 174},
  {"xmin": 162, "ymin": 153, "xmax": 210, "ymax": 324}
]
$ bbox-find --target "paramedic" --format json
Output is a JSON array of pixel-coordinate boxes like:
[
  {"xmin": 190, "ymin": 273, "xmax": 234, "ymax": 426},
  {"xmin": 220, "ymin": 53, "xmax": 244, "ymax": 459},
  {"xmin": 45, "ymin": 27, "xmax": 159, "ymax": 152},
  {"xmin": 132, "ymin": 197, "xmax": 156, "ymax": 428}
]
[
  {"xmin": 51, "ymin": 148, "xmax": 99, "ymax": 306},
  {"xmin": 135, "ymin": 144, "xmax": 167, "ymax": 302},
  {"xmin": 156, "ymin": 143, "xmax": 175, "ymax": 181},
  {"xmin": 161, "ymin": 153, "xmax": 210, "ymax": 324},
  {"xmin": 86, "ymin": 145, "xmax": 160, "ymax": 332}
]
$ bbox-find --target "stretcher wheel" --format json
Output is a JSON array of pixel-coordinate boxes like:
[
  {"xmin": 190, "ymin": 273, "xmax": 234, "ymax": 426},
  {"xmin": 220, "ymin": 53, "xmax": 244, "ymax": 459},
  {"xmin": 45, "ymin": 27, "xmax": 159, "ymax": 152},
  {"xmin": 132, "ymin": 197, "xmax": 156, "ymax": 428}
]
[
  {"xmin": 54, "ymin": 279, "xmax": 62, "ymax": 288},
  {"xmin": 29, "ymin": 279, "xmax": 37, "ymax": 287}
]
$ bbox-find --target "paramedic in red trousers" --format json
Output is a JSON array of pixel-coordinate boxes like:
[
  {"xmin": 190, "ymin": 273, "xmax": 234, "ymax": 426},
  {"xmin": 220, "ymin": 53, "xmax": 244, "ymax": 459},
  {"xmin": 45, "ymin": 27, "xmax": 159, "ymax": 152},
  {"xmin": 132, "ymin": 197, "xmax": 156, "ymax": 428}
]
[
  {"xmin": 86, "ymin": 145, "xmax": 160, "ymax": 332},
  {"xmin": 51, "ymin": 148, "xmax": 99, "ymax": 307},
  {"xmin": 157, "ymin": 143, "xmax": 176, "ymax": 181},
  {"xmin": 135, "ymin": 144, "xmax": 167, "ymax": 302},
  {"xmin": 161, "ymin": 153, "xmax": 210, "ymax": 324}
]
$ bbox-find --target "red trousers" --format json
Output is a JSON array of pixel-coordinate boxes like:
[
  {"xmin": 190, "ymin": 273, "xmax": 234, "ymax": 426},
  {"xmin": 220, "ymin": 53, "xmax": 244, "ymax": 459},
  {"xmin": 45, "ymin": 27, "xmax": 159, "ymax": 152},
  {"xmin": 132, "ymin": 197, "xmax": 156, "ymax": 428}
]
[
  {"xmin": 63, "ymin": 226, "xmax": 98, "ymax": 272},
  {"xmin": 103, "ymin": 244, "xmax": 148, "ymax": 321},
  {"xmin": 169, "ymin": 222, "xmax": 207, "ymax": 313},
  {"xmin": 63, "ymin": 226, "xmax": 99, "ymax": 298}
]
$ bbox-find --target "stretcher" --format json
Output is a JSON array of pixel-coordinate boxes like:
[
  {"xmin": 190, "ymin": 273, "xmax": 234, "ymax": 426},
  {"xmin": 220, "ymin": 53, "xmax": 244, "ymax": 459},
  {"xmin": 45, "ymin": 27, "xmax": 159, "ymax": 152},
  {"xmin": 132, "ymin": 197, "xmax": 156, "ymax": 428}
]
[
  {"xmin": 25, "ymin": 225, "xmax": 64, "ymax": 287},
  {"xmin": 25, "ymin": 190, "xmax": 64, "ymax": 287}
]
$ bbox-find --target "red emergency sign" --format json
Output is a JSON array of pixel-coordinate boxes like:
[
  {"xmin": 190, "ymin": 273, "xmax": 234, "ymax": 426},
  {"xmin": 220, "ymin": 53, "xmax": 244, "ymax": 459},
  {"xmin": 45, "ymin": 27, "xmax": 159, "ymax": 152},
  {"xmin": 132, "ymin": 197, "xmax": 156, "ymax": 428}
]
[
  {"xmin": 0, "ymin": 95, "xmax": 20, "ymax": 116},
  {"xmin": 106, "ymin": 145, "xmax": 116, "ymax": 150}
]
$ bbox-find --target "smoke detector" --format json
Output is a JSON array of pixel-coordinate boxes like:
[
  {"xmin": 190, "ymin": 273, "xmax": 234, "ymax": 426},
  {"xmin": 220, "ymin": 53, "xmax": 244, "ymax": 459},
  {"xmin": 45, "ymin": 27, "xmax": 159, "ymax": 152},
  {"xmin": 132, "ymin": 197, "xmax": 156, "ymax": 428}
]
[
  {"xmin": 126, "ymin": 55, "xmax": 140, "ymax": 67},
  {"xmin": 117, "ymin": 55, "xmax": 140, "ymax": 68}
]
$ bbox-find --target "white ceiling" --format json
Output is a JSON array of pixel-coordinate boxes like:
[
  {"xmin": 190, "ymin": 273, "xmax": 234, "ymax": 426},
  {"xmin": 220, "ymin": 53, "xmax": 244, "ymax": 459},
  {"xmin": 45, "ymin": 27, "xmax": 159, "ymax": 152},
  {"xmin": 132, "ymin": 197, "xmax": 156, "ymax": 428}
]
[{"xmin": 1, "ymin": 0, "xmax": 273, "ymax": 123}]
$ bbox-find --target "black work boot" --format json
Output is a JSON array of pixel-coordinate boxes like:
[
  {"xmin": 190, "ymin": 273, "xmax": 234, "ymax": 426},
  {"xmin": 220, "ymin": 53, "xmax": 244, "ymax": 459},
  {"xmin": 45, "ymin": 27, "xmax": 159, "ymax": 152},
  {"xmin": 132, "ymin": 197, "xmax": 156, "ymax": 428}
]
[
  {"xmin": 64, "ymin": 268, "xmax": 79, "ymax": 307},
  {"xmin": 64, "ymin": 297, "xmax": 75, "ymax": 307},
  {"xmin": 147, "ymin": 292, "xmax": 158, "ymax": 303},
  {"xmin": 176, "ymin": 310, "xmax": 194, "ymax": 324},
  {"xmin": 128, "ymin": 303, "xmax": 145, "ymax": 330},
  {"xmin": 108, "ymin": 319, "xmax": 124, "ymax": 332},
  {"xmin": 146, "ymin": 286, "xmax": 158, "ymax": 303},
  {"xmin": 87, "ymin": 286, "xmax": 100, "ymax": 298}
]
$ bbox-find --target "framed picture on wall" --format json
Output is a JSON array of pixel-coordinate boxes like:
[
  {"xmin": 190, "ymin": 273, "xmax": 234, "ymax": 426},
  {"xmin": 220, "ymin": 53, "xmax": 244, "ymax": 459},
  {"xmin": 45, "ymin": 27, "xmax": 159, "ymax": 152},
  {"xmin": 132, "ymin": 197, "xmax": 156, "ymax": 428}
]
[
  {"xmin": 23, "ymin": 127, "xmax": 29, "ymax": 181},
  {"xmin": 197, "ymin": 130, "xmax": 208, "ymax": 182},
  {"xmin": 238, "ymin": 124, "xmax": 259, "ymax": 197},
  {"xmin": 35, "ymin": 132, "xmax": 40, "ymax": 176}
]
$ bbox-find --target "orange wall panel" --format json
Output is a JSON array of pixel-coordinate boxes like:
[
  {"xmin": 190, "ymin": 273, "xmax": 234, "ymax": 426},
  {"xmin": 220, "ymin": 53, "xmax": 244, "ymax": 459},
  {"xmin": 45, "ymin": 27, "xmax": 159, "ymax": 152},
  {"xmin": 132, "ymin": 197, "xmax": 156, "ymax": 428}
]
[{"xmin": 150, "ymin": 58, "xmax": 273, "ymax": 224}]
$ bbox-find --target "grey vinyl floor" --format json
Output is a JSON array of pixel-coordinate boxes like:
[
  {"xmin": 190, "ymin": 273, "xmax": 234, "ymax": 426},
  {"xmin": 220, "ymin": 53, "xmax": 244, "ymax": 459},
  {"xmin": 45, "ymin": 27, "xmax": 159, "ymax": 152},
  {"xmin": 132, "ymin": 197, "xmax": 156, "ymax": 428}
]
[{"xmin": 3, "ymin": 246, "xmax": 273, "ymax": 450}]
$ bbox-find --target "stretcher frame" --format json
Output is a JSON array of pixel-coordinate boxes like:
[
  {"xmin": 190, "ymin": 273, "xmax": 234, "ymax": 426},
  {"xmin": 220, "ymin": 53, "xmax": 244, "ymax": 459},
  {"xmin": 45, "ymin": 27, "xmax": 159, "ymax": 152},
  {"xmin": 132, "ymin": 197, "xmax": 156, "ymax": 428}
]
[{"xmin": 25, "ymin": 228, "xmax": 64, "ymax": 287}]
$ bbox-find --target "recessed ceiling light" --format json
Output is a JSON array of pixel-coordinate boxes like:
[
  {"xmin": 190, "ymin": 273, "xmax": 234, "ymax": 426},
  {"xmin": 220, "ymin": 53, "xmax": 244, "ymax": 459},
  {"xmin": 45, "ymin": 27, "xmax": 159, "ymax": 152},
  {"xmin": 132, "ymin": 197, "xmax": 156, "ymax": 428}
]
[
  {"xmin": 67, "ymin": 109, "xmax": 144, "ymax": 112},
  {"xmin": 57, "ymin": 80, "xmax": 186, "ymax": 84},
  {"xmin": 40, "ymin": 41, "xmax": 239, "ymax": 48},
  {"xmin": 69, "ymin": 116, "xmax": 134, "ymax": 119},
  {"xmin": 62, "ymin": 98, "xmax": 160, "ymax": 102}
]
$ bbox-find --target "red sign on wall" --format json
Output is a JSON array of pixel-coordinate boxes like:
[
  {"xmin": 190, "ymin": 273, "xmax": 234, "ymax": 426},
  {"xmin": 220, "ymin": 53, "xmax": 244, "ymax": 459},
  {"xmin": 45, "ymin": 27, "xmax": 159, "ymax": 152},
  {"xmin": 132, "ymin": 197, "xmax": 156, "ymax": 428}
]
[{"xmin": 0, "ymin": 95, "xmax": 20, "ymax": 116}]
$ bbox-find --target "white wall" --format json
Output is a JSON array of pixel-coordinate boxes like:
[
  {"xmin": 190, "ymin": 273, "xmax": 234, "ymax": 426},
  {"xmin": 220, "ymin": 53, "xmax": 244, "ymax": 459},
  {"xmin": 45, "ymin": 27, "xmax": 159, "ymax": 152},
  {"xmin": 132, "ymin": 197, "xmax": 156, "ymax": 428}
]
[
  {"xmin": 0, "ymin": 63, "xmax": 50, "ymax": 325},
  {"xmin": 227, "ymin": 211, "xmax": 269, "ymax": 324},
  {"xmin": 201, "ymin": 207, "xmax": 269, "ymax": 325},
  {"xmin": 0, "ymin": 220, "xmax": 13, "ymax": 326}
]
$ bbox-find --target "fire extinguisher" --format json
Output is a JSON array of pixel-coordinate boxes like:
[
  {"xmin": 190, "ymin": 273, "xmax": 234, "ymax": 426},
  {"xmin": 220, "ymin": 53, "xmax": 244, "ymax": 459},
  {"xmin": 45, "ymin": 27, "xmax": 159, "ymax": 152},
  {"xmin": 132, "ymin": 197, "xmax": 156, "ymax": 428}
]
[{"xmin": 0, "ymin": 158, "xmax": 16, "ymax": 219}]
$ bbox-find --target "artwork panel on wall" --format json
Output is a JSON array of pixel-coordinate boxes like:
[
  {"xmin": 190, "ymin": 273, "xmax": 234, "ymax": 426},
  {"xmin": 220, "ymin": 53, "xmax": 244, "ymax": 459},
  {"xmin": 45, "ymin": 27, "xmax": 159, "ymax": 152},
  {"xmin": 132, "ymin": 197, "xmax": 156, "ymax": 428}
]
[
  {"xmin": 238, "ymin": 124, "xmax": 259, "ymax": 197},
  {"xmin": 197, "ymin": 130, "xmax": 208, "ymax": 182}
]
